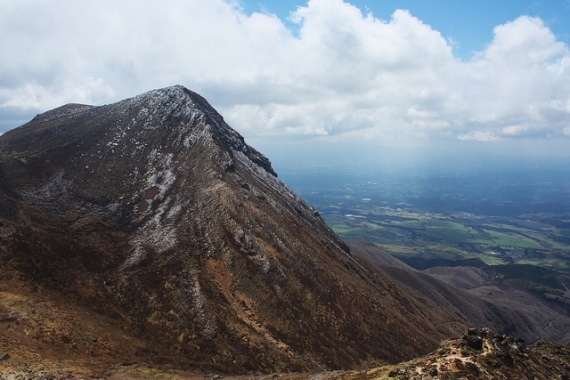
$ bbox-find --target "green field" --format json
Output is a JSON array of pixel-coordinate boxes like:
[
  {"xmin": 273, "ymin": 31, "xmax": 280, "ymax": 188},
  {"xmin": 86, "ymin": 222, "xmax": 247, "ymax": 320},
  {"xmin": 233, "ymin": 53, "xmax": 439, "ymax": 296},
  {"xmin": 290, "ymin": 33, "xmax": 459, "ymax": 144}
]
[
  {"xmin": 323, "ymin": 207, "xmax": 570, "ymax": 274},
  {"xmin": 280, "ymin": 166, "xmax": 570, "ymax": 302}
]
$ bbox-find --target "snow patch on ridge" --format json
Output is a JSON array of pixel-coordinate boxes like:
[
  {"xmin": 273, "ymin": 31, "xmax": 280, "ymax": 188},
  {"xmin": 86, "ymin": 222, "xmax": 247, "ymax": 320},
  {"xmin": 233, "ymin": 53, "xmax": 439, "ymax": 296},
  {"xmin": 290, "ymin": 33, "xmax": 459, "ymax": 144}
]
[
  {"xmin": 186, "ymin": 278, "xmax": 216, "ymax": 339},
  {"xmin": 23, "ymin": 170, "xmax": 70, "ymax": 199},
  {"xmin": 123, "ymin": 149, "xmax": 181, "ymax": 269}
]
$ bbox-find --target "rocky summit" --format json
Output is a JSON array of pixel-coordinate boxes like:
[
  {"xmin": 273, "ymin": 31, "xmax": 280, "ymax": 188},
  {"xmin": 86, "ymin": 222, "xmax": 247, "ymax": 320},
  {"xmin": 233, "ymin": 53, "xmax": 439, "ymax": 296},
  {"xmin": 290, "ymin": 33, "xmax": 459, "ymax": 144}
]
[{"xmin": 0, "ymin": 86, "xmax": 568, "ymax": 379}]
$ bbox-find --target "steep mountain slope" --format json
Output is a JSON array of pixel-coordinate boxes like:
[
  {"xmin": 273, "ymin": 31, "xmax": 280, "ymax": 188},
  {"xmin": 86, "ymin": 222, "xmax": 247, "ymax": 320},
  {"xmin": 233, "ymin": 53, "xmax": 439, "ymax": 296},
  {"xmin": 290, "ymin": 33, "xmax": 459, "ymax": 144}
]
[
  {"xmin": 350, "ymin": 241, "xmax": 570, "ymax": 345},
  {"xmin": 0, "ymin": 86, "xmax": 466, "ymax": 376}
]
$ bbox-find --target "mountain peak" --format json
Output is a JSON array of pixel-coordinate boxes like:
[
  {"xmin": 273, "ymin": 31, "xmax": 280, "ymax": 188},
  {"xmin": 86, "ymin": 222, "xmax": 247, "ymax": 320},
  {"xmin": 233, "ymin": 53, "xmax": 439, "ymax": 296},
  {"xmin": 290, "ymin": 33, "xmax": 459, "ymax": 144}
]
[
  {"xmin": 1, "ymin": 85, "xmax": 277, "ymax": 181},
  {"xmin": 123, "ymin": 85, "xmax": 215, "ymax": 125},
  {"xmin": 122, "ymin": 85, "xmax": 277, "ymax": 177}
]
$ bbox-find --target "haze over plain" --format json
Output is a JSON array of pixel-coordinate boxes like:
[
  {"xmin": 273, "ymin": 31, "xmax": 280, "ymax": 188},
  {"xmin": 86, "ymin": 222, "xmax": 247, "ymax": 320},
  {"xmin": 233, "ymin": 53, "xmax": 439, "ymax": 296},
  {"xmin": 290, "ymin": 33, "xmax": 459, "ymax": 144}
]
[{"xmin": 1, "ymin": 0, "xmax": 569, "ymax": 168}]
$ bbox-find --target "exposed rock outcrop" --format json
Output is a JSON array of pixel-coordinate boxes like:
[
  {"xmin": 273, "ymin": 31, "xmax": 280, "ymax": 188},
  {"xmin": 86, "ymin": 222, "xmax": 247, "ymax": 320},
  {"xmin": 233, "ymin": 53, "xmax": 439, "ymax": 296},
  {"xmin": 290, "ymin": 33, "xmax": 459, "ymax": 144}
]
[{"xmin": 362, "ymin": 328, "xmax": 570, "ymax": 380}]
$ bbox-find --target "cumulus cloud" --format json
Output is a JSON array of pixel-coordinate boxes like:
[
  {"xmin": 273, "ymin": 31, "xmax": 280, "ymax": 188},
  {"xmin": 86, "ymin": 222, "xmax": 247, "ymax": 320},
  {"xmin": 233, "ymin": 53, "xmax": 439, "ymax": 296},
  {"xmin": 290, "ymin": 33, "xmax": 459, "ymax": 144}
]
[{"xmin": 1, "ymin": 0, "xmax": 569, "ymax": 152}]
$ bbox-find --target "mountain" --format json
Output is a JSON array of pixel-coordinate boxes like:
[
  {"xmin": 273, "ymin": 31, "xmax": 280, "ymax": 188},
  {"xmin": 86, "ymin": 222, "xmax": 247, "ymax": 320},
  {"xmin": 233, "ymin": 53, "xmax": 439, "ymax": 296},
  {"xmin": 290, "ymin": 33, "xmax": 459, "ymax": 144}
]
[{"xmin": 0, "ymin": 85, "xmax": 467, "ymax": 376}]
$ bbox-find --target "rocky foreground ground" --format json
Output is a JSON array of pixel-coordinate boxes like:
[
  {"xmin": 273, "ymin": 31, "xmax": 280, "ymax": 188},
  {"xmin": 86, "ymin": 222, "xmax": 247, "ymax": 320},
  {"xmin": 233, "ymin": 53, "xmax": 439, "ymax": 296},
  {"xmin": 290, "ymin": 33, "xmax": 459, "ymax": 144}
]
[{"xmin": 1, "ymin": 329, "xmax": 569, "ymax": 380}]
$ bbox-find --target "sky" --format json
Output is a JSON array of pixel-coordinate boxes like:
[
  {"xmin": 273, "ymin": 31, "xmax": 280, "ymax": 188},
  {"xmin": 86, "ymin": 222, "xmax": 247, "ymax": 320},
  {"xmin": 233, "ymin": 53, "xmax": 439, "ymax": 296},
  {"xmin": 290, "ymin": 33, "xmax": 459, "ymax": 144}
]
[{"xmin": 1, "ymin": 0, "xmax": 570, "ymax": 170}]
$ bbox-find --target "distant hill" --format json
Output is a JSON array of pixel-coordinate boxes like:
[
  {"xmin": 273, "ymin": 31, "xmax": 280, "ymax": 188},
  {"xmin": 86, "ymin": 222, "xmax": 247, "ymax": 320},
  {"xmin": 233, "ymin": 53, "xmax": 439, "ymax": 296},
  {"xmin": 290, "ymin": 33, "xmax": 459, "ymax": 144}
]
[{"xmin": 350, "ymin": 241, "xmax": 570, "ymax": 345}]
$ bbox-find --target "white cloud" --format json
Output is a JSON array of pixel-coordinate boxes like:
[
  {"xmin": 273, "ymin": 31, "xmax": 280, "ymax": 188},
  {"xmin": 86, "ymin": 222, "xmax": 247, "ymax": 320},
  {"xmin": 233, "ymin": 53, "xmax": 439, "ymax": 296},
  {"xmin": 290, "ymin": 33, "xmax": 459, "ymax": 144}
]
[
  {"xmin": 1, "ymin": 0, "xmax": 569, "ymax": 156},
  {"xmin": 458, "ymin": 130, "xmax": 501, "ymax": 142}
]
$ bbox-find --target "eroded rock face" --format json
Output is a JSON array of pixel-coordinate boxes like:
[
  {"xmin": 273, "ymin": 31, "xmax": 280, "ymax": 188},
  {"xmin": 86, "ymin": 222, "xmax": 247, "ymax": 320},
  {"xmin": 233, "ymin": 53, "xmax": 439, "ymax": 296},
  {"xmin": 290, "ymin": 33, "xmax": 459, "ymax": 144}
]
[{"xmin": 0, "ymin": 86, "xmax": 465, "ymax": 373}]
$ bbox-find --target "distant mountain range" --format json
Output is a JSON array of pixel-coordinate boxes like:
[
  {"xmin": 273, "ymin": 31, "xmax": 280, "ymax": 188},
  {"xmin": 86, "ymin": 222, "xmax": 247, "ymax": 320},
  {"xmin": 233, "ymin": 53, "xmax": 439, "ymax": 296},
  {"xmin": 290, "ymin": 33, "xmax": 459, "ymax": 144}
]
[{"xmin": 0, "ymin": 85, "xmax": 568, "ymax": 378}]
